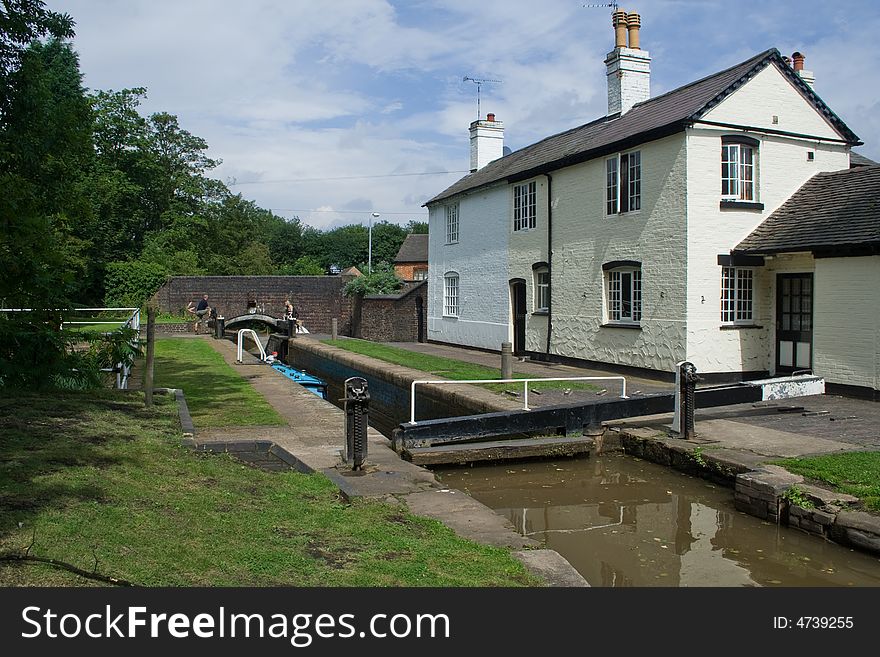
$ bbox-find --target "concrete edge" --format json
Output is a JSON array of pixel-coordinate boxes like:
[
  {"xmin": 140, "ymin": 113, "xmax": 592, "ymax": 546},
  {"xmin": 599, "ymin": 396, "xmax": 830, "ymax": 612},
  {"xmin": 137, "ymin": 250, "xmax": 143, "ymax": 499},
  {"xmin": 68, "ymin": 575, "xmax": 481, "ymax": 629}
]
[
  {"xmin": 512, "ymin": 549, "xmax": 590, "ymax": 587},
  {"xmin": 616, "ymin": 427, "xmax": 880, "ymax": 557}
]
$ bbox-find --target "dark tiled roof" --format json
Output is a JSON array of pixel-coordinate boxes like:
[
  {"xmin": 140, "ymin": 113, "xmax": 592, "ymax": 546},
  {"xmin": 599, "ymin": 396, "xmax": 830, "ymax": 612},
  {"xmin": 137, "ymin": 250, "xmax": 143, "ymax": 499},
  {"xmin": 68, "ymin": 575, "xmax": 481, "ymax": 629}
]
[
  {"xmin": 851, "ymin": 151, "xmax": 878, "ymax": 167},
  {"xmin": 426, "ymin": 48, "xmax": 860, "ymax": 206},
  {"xmin": 394, "ymin": 233, "xmax": 428, "ymax": 263},
  {"xmin": 735, "ymin": 165, "xmax": 880, "ymax": 254}
]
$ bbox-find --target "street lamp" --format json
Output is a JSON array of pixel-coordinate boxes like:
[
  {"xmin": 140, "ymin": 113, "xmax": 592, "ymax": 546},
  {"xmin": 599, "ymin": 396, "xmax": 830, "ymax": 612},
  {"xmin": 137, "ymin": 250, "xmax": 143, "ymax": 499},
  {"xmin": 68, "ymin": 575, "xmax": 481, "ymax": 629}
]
[{"xmin": 368, "ymin": 212, "xmax": 380, "ymax": 274}]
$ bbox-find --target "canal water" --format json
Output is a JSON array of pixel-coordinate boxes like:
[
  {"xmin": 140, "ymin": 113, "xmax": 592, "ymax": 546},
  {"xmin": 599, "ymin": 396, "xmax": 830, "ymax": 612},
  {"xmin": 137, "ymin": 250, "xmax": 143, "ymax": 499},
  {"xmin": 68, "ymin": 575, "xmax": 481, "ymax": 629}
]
[
  {"xmin": 281, "ymin": 346, "xmax": 880, "ymax": 587},
  {"xmin": 435, "ymin": 454, "xmax": 880, "ymax": 587}
]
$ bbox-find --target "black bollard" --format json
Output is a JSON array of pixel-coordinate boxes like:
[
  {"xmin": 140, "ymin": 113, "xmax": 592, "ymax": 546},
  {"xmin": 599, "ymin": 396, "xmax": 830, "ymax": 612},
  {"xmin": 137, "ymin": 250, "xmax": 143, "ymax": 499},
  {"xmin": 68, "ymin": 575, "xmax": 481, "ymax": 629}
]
[{"xmin": 214, "ymin": 316, "xmax": 225, "ymax": 339}]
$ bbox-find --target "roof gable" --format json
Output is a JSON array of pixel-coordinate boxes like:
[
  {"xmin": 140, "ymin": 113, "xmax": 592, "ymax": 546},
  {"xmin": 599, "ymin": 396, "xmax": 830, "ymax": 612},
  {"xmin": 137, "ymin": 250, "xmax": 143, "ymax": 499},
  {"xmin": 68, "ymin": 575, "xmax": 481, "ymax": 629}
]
[
  {"xmin": 426, "ymin": 49, "xmax": 860, "ymax": 206},
  {"xmin": 394, "ymin": 233, "xmax": 428, "ymax": 263}
]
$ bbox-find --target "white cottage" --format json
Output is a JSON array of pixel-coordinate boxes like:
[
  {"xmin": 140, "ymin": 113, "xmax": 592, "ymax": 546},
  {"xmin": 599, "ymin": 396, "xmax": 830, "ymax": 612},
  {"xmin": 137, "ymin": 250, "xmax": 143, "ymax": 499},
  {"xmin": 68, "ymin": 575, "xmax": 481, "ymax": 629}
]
[{"xmin": 426, "ymin": 10, "xmax": 874, "ymax": 396}]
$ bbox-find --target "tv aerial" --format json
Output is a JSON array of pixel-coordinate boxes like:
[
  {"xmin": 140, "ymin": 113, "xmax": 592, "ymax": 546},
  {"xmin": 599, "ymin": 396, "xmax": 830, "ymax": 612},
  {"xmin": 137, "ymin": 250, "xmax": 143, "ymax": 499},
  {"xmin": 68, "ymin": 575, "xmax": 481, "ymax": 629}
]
[
  {"xmin": 584, "ymin": 2, "xmax": 619, "ymax": 10},
  {"xmin": 462, "ymin": 76, "xmax": 502, "ymax": 120}
]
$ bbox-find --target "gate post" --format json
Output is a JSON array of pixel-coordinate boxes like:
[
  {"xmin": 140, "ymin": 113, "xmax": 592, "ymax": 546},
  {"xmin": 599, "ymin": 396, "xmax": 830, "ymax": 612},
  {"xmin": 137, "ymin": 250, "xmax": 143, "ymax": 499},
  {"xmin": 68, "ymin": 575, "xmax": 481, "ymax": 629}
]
[
  {"xmin": 343, "ymin": 377, "xmax": 370, "ymax": 470},
  {"xmin": 673, "ymin": 361, "xmax": 699, "ymax": 439},
  {"xmin": 214, "ymin": 316, "xmax": 225, "ymax": 339},
  {"xmin": 501, "ymin": 342, "xmax": 513, "ymax": 380}
]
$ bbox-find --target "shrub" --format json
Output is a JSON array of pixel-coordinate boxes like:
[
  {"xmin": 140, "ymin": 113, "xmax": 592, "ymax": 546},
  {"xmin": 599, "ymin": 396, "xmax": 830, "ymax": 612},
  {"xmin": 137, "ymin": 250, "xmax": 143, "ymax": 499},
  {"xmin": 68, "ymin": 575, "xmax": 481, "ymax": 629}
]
[{"xmin": 104, "ymin": 260, "xmax": 168, "ymax": 307}]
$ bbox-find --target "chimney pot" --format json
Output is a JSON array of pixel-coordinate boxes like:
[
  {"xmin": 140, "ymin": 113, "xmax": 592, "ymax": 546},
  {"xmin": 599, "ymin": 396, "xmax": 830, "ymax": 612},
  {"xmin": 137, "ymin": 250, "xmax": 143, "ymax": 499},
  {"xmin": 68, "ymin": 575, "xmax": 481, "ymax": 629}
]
[
  {"xmin": 792, "ymin": 51, "xmax": 805, "ymax": 72},
  {"xmin": 613, "ymin": 9, "xmax": 628, "ymax": 49},
  {"xmin": 626, "ymin": 12, "xmax": 641, "ymax": 49},
  {"xmin": 487, "ymin": 113, "xmax": 495, "ymax": 122}
]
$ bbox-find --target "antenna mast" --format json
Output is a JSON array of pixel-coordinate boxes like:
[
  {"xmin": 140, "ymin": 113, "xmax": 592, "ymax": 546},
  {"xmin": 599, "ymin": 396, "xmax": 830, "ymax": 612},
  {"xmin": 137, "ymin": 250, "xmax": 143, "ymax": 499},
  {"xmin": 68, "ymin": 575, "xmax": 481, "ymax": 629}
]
[
  {"xmin": 583, "ymin": 2, "xmax": 619, "ymax": 10},
  {"xmin": 462, "ymin": 76, "xmax": 502, "ymax": 120}
]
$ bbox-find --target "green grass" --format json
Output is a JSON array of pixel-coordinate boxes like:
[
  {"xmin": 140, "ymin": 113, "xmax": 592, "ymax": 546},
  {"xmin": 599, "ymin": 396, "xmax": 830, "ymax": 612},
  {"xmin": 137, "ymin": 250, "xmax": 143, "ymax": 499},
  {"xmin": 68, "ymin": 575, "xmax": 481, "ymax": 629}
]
[
  {"xmin": 774, "ymin": 452, "xmax": 880, "ymax": 511},
  {"xmin": 0, "ymin": 391, "xmax": 539, "ymax": 587},
  {"xmin": 323, "ymin": 339, "xmax": 598, "ymax": 393},
  {"xmin": 153, "ymin": 338, "xmax": 285, "ymax": 428}
]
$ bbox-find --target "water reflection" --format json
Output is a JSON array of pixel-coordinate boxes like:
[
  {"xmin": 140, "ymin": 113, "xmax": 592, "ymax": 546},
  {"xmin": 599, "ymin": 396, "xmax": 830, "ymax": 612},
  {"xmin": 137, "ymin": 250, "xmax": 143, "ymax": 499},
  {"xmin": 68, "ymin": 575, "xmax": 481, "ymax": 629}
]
[{"xmin": 436, "ymin": 454, "xmax": 880, "ymax": 587}]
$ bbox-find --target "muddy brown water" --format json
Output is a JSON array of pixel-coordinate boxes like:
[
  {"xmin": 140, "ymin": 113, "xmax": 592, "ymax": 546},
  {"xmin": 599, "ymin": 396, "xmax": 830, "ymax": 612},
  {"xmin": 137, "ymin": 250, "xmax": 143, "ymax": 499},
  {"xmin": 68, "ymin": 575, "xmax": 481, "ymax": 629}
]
[{"xmin": 436, "ymin": 454, "xmax": 880, "ymax": 587}]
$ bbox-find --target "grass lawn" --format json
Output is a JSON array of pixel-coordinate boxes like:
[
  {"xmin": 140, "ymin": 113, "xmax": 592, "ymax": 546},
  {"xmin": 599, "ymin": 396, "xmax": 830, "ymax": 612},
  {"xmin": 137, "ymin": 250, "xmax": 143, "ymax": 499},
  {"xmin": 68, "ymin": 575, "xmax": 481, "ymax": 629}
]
[
  {"xmin": 0, "ymin": 390, "xmax": 539, "ymax": 587},
  {"xmin": 152, "ymin": 338, "xmax": 284, "ymax": 428},
  {"xmin": 322, "ymin": 339, "xmax": 598, "ymax": 393},
  {"xmin": 774, "ymin": 451, "xmax": 880, "ymax": 511}
]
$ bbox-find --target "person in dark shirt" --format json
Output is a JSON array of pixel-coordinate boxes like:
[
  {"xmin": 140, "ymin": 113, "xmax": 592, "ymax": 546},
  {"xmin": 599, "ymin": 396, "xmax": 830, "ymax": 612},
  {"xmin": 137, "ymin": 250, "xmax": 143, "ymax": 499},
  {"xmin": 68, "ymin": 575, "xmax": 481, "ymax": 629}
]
[{"xmin": 187, "ymin": 294, "xmax": 211, "ymax": 333}]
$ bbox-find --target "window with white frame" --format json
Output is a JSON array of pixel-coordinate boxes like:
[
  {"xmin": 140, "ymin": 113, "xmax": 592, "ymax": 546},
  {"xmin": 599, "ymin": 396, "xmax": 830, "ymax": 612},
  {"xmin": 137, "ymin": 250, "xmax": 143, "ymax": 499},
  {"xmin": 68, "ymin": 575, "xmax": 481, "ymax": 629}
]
[
  {"xmin": 513, "ymin": 181, "xmax": 537, "ymax": 231},
  {"xmin": 443, "ymin": 272, "xmax": 459, "ymax": 317},
  {"xmin": 534, "ymin": 267, "xmax": 550, "ymax": 312},
  {"xmin": 721, "ymin": 136, "xmax": 758, "ymax": 201},
  {"xmin": 721, "ymin": 267, "xmax": 753, "ymax": 324},
  {"xmin": 606, "ymin": 150, "xmax": 641, "ymax": 215},
  {"xmin": 445, "ymin": 203, "xmax": 459, "ymax": 243},
  {"xmin": 606, "ymin": 265, "xmax": 642, "ymax": 323},
  {"xmin": 412, "ymin": 268, "xmax": 428, "ymax": 281}
]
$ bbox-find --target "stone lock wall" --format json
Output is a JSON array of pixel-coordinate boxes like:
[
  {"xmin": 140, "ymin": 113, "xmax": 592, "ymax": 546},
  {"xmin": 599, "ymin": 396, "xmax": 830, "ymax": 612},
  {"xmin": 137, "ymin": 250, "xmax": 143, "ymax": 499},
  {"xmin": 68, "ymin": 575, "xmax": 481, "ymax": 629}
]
[{"xmin": 152, "ymin": 275, "xmax": 356, "ymax": 335}]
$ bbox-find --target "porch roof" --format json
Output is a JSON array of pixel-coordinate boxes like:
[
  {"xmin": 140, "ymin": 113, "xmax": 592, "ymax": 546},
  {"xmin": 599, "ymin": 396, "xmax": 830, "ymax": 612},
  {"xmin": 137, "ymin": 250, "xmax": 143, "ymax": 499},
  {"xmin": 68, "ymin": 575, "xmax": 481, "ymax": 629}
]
[{"xmin": 735, "ymin": 165, "xmax": 880, "ymax": 256}]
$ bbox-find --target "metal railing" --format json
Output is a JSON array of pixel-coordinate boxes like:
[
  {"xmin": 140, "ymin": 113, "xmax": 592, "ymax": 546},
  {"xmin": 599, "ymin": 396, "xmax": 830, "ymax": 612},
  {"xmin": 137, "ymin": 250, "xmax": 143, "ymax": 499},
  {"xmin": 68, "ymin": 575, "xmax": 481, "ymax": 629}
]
[
  {"xmin": 236, "ymin": 328, "xmax": 267, "ymax": 363},
  {"xmin": 3, "ymin": 306, "xmax": 140, "ymax": 389},
  {"xmin": 409, "ymin": 376, "xmax": 627, "ymax": 424},
  {"xmin": 66, "ymin": 307, "xmax": 140, "ymax": 389}
]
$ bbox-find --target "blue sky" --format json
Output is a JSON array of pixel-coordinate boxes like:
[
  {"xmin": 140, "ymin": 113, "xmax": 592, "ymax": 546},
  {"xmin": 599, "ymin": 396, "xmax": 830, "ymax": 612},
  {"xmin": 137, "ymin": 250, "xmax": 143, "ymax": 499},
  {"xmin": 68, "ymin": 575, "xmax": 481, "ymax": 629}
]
[{"xmin": 50, "ymin": 0, "xmax": 880, "ymax": 230}]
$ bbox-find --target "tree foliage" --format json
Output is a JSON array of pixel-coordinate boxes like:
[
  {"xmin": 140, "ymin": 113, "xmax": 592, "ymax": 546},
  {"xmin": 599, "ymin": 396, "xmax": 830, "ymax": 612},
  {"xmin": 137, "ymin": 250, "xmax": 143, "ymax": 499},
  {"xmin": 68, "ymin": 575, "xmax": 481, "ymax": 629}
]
[{"xmin": 343, "ymin": 262, "xmax": 404, "ymax": 297}]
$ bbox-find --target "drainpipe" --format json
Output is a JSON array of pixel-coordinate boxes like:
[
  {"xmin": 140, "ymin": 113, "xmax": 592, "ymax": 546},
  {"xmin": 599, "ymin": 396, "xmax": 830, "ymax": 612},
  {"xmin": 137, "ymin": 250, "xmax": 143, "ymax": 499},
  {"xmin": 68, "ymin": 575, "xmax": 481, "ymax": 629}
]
[{"xmin": 546, "ymin": 173, "xmax": 553, "ymax": 356}]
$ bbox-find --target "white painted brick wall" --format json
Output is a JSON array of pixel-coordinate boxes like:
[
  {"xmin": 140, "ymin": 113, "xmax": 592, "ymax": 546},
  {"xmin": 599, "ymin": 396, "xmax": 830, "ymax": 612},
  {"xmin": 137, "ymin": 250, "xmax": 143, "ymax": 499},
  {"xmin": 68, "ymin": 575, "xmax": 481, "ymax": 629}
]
[
  {"xmin": 702, "ymin": 64, "xmax": 840, "ymax": 140},
  {"xmin": 685, "ymin": 66, "xmax": 850, "ymax": 375},
  {"xmin": 605, "ymin": 47, "xmax": 651, "ymax": 115},
  {"xmin": 427, "ymin": 184, "xmax": 510, "ymax": 350},
  {"xmin": 547, "ymin": 134, "xmax": 688, "ymax": 372},
  {"xmin": 813, "ymin": 256, "xmax": 880, "ymax": 390},
  {"xmin": 507, "ymin": 176, "xmax": 550, "ymax": 352}
]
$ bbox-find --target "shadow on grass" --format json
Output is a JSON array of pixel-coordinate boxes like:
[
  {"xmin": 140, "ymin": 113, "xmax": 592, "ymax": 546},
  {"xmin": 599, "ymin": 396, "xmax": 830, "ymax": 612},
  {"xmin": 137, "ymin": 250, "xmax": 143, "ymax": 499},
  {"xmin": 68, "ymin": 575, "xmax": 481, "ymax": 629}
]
[{"xmin": 0, "ymin": 392, "xmax": 159, "ymax": 541}]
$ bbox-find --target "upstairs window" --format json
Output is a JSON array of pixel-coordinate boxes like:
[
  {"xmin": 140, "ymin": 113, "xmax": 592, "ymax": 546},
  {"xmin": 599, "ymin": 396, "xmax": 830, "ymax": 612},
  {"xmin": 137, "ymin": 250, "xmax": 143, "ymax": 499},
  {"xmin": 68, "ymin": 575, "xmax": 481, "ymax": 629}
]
[
  {"xmin": 721, "ymin": 267, "xmax": 753, "ymax": 324},
  {"xmin": 445, "ymin": 203, "xmax": 459, "ymax": 244},
  {"xmin": 513, "ymin": 181, "xmax": 537, "ymax": 231},
  {"xmin": 606, "ymin": 150, "xmax": 641, "ymax": 215},
  {"xmin": 605, "ymin": 263, "xmax": 642, "ymax": 324},
  {"xmin": 721, "ymin": 136, "xmax": 759, "ymax": 202}
]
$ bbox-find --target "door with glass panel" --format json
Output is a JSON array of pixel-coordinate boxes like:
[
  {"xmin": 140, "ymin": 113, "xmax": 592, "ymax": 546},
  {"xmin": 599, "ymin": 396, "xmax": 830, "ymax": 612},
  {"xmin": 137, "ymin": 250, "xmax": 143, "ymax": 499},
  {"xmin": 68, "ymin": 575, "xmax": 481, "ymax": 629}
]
[{"xmin": 776, "ymin": 273, "xmax": 813, "ymax": 373}]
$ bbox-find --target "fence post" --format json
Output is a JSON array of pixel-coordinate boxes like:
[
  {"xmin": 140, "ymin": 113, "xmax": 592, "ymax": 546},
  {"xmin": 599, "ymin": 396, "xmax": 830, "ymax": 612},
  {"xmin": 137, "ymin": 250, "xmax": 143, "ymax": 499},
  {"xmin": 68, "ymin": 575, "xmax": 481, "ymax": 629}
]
[
  {"xmin": 144, "ymin": 306, "xmax": 156, "ymax": 408},
  {"xmin": 501, "ymin": 342, "xmax": 513, "ymax": 380},
  {"xmin": 331, "ymin": 317, "xmax": 338, "ymax": 341}
]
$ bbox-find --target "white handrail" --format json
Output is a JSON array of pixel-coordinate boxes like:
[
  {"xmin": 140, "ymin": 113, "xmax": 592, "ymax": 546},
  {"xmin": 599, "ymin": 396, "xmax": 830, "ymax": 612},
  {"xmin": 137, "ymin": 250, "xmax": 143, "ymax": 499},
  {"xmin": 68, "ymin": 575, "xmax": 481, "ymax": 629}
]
[
  {"xmin": 408, "ymin": 376, "xmax": 627, "ymax": 424},
  {"xmin": 236, "ymin": 329, "xmax": 267, "ymax": 364}
]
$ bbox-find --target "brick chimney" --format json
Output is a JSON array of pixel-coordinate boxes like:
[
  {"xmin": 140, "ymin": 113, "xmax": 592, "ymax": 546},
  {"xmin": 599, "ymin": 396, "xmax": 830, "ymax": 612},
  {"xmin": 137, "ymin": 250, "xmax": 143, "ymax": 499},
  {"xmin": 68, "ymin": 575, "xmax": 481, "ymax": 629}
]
[
  {"xmin": 790, "ymin": 51, "xmax": 815, "ymax": 88},
  {"xmin": 605, "ymin": 9, "xmax": 651, "ymax": 116},
  {"xmin": 469, "ymin": 112, "xmax": 504, "ymax": 172}
]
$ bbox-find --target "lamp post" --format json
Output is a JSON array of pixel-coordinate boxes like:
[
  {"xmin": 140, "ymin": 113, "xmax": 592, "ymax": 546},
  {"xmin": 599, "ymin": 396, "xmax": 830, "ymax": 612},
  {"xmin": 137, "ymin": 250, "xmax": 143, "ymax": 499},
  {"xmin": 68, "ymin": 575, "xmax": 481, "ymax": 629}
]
[{"xmin": 368, "ymin": 212, "xmax": 380, "ymax": 274}]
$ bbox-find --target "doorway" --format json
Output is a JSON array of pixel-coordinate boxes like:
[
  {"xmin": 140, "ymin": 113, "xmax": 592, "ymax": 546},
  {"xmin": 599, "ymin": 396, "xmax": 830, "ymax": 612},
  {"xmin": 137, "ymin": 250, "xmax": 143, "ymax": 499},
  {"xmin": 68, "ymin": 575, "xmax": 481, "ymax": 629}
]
[
  {"xmin": 776, "ymin": 273, "xmax": 813, "ymax": 373},
  {"xmin": 510, "ymin": 279, "xmax": 526, "ymax": 355}
]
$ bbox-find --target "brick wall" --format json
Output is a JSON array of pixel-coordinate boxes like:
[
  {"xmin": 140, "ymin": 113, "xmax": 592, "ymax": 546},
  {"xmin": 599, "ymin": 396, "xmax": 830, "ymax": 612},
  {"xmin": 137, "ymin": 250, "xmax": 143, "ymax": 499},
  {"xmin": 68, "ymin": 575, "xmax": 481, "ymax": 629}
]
[
  {"xmin": 152, "ymin": 275, "xmax": 356, "ymax": 335},
  {"xmin": 393, "ymin": 263, "xmax": 428, "ymax": 281},
  {"xmin": 353, "ymin": 281, "xmax": 427, "ymax": 342}
]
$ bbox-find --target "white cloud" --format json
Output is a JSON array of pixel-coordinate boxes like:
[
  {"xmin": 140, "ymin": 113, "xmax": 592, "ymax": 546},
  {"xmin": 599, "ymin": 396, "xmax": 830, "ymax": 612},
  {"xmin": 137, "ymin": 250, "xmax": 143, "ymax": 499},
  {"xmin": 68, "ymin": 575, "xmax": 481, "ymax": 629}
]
[{"xmin": 48, "ymin": 0, "xmax": 880, "ymax": 231}]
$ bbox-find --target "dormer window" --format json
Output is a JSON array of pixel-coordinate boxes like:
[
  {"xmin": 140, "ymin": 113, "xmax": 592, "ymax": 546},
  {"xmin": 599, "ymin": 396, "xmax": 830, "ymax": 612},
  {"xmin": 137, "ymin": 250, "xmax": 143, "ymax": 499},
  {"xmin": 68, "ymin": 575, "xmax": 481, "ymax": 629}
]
[{"xmin": 721, "ymin": 135, "xmax": 759, "ymax": 202}]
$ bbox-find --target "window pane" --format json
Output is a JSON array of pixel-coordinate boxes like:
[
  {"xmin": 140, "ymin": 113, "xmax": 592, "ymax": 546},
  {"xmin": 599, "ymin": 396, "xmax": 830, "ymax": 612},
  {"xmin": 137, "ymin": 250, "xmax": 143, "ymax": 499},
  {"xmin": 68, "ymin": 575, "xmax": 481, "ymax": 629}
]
[
  {"xmin": 620, "ymin": 153, "xmax": 629, "ymax": 213},
  {"xmin": 629, "ymin": 151, "xmax": 641, "ymax": 211},
  {"xmin": 621, "ymin": 272, "xmax": 632, "ymax": 319},
  {"xmin": 606, "ymin": 158, "xmax": 618, "ymax": 215}
]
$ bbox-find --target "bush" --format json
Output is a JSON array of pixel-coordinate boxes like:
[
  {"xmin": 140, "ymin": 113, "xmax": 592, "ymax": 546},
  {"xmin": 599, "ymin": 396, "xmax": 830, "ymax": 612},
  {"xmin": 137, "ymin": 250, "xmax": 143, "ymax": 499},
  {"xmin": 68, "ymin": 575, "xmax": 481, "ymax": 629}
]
[
  {"xmin": 342, "ymin": 262, "xmax": 403, "ymax": 297},
  {"xmin": 104, "ymin": 260, "xmax": 168, "ymax": 307}
]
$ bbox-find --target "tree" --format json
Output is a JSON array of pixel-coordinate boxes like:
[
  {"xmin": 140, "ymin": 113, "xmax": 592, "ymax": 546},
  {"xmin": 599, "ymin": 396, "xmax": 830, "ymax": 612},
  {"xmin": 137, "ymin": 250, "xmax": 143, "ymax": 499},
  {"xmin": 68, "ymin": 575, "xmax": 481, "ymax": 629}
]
[
  {"xmin": 282, "ymin": 255, "xmax": 325, "ymax": 276},
  {"xmin": 368, "ymin": 221, "xmax": 407, "ymax": 267},
  {"xmin": 405, "ymin": 219, "xmax": 428, "ymax": 234}
]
